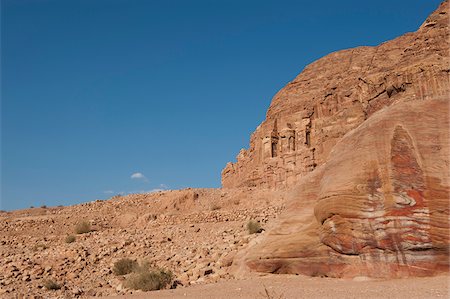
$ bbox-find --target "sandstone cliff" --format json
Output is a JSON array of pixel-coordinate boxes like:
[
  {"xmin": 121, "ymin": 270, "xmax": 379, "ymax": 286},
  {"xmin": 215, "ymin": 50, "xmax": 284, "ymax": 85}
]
[
  {"xmin": 244, "ymin": 98, "xmax": 449, "ymax": 278},
  {"xmin": 222, "ymin": 0, "xmax": 449, "ymax": 190},
  {"xmin": 227, "ymin": 1, "xmax": 450, "ymax": 278}
]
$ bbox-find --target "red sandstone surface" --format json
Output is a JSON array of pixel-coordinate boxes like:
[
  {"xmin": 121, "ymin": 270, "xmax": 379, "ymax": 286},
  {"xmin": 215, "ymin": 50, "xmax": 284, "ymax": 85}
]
[{"xmin": 223, "ymin": 0, "xmax": 449, "ymax": 280}]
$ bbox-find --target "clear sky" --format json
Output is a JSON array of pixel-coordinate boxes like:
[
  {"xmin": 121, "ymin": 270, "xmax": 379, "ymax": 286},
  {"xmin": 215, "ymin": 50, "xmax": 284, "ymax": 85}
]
[{"xmin": 1, "ymin": 0, "xmax": 442, "ymax": 210}]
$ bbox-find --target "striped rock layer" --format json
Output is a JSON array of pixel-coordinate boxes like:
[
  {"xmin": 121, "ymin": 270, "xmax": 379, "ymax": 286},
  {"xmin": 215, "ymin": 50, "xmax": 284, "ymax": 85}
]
[{"xmin": 231, "ymin": 1, "xmax": 450, "ymax": 278}]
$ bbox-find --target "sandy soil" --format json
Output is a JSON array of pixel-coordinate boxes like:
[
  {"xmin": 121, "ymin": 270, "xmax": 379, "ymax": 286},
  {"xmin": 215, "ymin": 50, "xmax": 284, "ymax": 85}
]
[{"xmin": 103, "ymin": 274, "xmax": 450, "ymax": 299}]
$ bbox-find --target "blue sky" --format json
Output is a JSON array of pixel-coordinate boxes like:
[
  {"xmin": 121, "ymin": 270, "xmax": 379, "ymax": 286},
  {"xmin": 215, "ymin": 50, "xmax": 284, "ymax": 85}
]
[{"xmin": 1, "ymin": 0, "xmax": 442, "ymax": 210}]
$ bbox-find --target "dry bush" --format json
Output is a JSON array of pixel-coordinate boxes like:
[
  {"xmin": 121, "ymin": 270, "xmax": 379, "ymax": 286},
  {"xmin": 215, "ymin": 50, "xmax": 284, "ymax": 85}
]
[
  {"xmin": 259, "ymin": 285, "xmax": 285, "ymax": 299},
  {"xmin": 113, "ymin": 258, "xmax": 138, "ymax": 276},
  {"xmin": 32, "ymin": 243, "xmax": 48, "ymax": 252},
  {"xmin": 65, "ymin": 235, "xmax": 76, "ymax": 243},
  {"xmin": 210, "ymin": 202, "xmax": 221, "ymax": 211},
  {"xmin": 75, "ymin": 220, "xmax": 91, "ymax": 234},
  {"xmin": 43, "ymin": 279, "xmax": 61, "ymax": 290},
  {"xmin": 247, "ymin": 220, "xmax": 263, "ymax": 234},
  {"xmin": 124, "ymin": 267, "xmax": 173, "ymax": 291}
]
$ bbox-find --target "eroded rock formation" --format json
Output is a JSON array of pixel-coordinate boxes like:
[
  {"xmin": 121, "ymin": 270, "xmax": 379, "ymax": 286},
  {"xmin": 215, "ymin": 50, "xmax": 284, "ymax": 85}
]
[
  {"xmin": 227, "ymin": 1, "xmax": 450, "ymax": 278},
  {"xmin": 244, "ymin": 98, "xmax": 449, "ymax": 278},
  {"xmin": 222, "ymin": 0, "xmax": 449, "ymax": 190}
]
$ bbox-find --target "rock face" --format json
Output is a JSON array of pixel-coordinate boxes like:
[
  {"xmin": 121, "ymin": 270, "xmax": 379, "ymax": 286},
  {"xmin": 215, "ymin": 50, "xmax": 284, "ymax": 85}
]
[
  {"xmin": 244, "ymin": 99, "xmax": 449, "ymax": 278},
  {"xmin": 228, "ymin": 1, "xmax": 450, "ymax": 278},
  {"xmin": 222, "ymin": 0, "xmax": 449, "ymax": 190}
]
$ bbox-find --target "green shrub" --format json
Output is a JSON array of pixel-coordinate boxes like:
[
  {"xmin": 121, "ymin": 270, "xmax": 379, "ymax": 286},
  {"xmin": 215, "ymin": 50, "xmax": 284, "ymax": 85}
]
[
  {"xmin": 247, "ymin": 220, "xmax": 263, "ymax": 234},
  {"xmin": 75, "ymin": 220, "xmax": 91, "ymax": 234},
  {"xmin": 124, "ymin": 268, "xmax": 173, "ymax": 291},
  {"xmin": 65, "ymin": 235, "xmax": 76, "ymax": 243},
  {"xmin": 43, "ymin": 279, "xmax": 61, "ymax": 290},
  {"xmin": 113, "ymin": 258, "xmax": 138, "ymax": 276}
]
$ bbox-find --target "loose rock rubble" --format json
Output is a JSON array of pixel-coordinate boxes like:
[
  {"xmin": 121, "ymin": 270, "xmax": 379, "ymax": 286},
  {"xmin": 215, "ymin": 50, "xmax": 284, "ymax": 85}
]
[{"xmin": 0, "ymin": 188, "xmax": 286, "ymax": 298}]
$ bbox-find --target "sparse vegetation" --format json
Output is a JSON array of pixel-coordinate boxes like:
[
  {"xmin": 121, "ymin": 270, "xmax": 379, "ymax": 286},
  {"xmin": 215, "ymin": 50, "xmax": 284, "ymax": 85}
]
[
  {"xmin": 247, "ymin": 220, "xmax": 263, "ymax": 234},
  {"xmin": 259, "ymin": 285, "xmax": 285, "ymax": 299},
  {"xmin": 113, "ymin": 258, "xmax": 138, "ymax": 275},
  {"xmin": 124, "ymin": 267, "xmax": 173, "ymax": 291},
  {"xmin": 65, "ymin": 235, "xmax": 76, "ymax": 243},
  {"xmin": 147, "ymin": 214, "xmax": 157, "ymax": 221},
  {"xmin": 210, "ymin": 202, "xmax": 221, "ymax": 211},
  {"xmin": 32, "ymin": 243, "xmax": 48, "ymax": 252},
  {"xmin": 75, "ymin": 220, "xmax": 91, "ymax": 234},
  {"xmin": 41, "ymin": 205, "xmax": 47, "ymax": 209},
  {"xmin": 43, "ymin": 279, "xmax": 61, "ymax": 290}
]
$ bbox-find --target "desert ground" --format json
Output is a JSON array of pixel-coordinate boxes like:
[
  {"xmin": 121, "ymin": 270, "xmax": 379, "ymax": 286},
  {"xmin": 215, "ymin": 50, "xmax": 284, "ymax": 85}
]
[
  {"xmin": 0, "ymin": 188, "xmax": 286, "ymax": 298},
  {"xmin": 1, "ymin": 188, "xmax": 448, "ymax": 298},
  {"xmin": 106, "ymin": 274, "xmax": 449, "ymax": 299}
]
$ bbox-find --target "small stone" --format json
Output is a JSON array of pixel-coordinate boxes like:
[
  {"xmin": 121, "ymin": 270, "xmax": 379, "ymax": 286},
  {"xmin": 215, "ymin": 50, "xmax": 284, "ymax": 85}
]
[{"xmin": 72, "ymin": 287, "xmax": 83, "ymax": 295}]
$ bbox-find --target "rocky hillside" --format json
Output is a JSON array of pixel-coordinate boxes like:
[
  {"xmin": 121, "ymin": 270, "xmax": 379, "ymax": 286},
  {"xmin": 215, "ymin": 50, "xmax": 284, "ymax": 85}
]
[
  {"xmin": 222, "ymin": 0, "xmax": 449, "ymax": 190},
  {"xmin": 230, "ymin": 1, "xmax": 450, "ymax": 278},
  {"xmin": 0, "ymin": 188, "xmax": 287, "ymax": 298}
]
